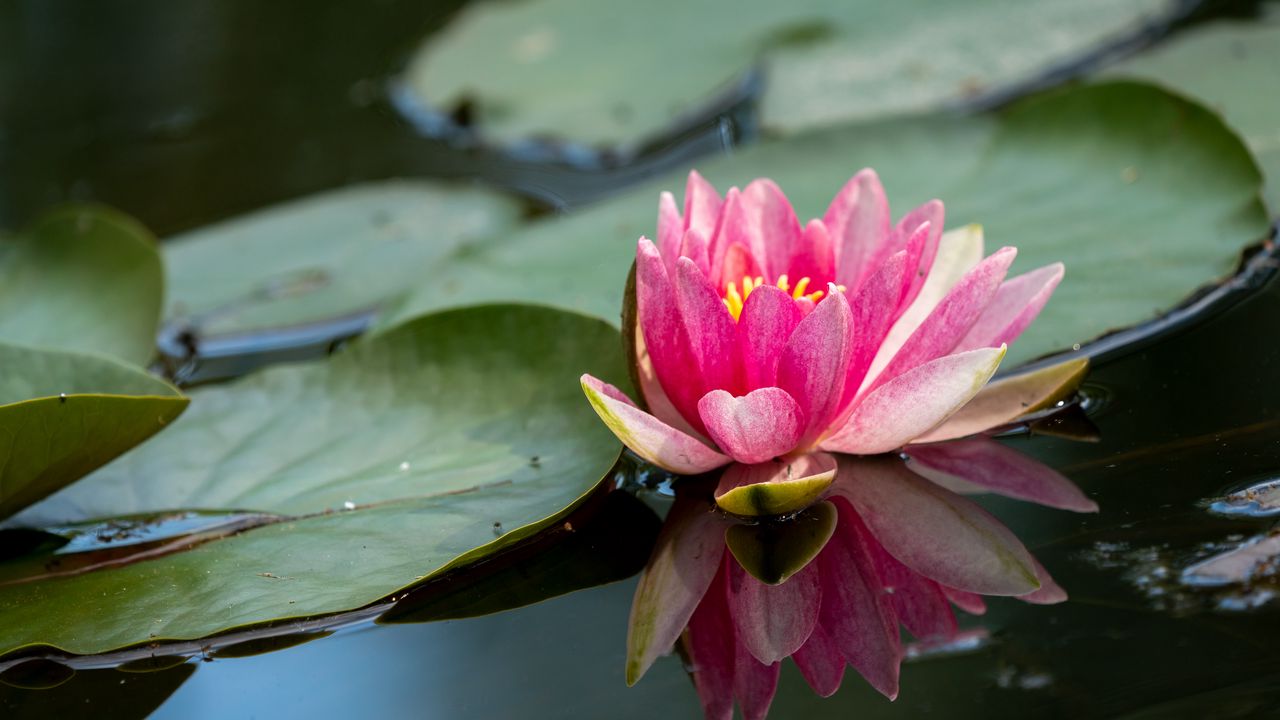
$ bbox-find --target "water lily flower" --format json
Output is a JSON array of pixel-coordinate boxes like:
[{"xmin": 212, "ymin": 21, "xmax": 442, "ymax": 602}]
[
  {"xmin": 581, "ymin": 169, "xmax": 1073, "ymax": 507},
  {"xmin": 628, "ymin": 450, "xmax": 1096, "ymax": 720}
]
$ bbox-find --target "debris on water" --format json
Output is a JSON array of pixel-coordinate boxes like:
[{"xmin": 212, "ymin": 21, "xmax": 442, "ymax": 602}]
[
  {"xmin": 343, "ymin": 501, "xmax": 356, "ymax": 511},
  {"xmin": 995, "ymin": 665, "xmax": 1054, "ymax": 691},
  {"xmin": 1207, "ymin": 477, "xmax": 1280, "ymax": 518},
  {"xmin": 903, "ymin": 628, "xmax": 990, "ymax": 661},
  {"xmin": 1080, "ymin": 532, "xmax": 1280, "ymax": 614},
  {"xmin": 1182, "ymin": 532, "xmax": 1280, "ymax": 588}
]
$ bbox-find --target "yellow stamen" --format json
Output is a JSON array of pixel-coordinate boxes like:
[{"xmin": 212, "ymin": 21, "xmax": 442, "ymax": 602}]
[
  {"xmin": 723, "ymin": 274, "xmax": 846, "ymax": 320},
  {"xmin": 792, "ymin": 276, "xmax": 811, "ymax": 299}
]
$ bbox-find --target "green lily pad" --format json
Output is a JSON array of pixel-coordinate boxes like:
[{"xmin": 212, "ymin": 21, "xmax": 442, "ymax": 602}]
[
  {"xmin": 0, "ymin": 206, "xmax": 163, "ymax": 366},
  {"xmin": 403, "ymin": 0, "xmax": 1181, "ymax": 147},
  {"xmin": 162, "ymin": 180, "xmax": 525, "ymax": 337},
  {"xmin": 1104, "ymin": 7, "xmax": 1280, "ymax": 207},
  {"xmin": 0, "ymin": 344, "xmax": 187, "ymax": 521},
  {"xmin": 382, "ymin": 82, "xmax": 1269, "ymax": 367},
  {"xmin": 0, "ymin": 305, "xmax": 628, "ymax": 657}
]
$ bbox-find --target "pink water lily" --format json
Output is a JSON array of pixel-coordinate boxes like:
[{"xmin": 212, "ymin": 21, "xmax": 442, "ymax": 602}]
[
  {"xmin": 581, "ymin": 169, "xmax": 1067, "ymax": 498},
  {"xmin": 628, "ymin": 449, "xmax": 1096, "ymax": 720}
]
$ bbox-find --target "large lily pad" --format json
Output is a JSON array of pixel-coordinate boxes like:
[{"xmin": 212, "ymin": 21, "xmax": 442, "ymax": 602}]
[
  {"xmin": 0, "ymin": 344, "xmax": 187, "ymax": 521},
  {"xmin": 0, "ymin": 206, "xmax": 163, "ymax": 366},
  {"xmin": 403, "ymin": 0, "xmax": 1182, "ymax": 148},
  {"xmin": 1105, "ymin": 7, "xmax": 1280, "ymax": 207},
  {"xmin": 0, "ymin": 305, "xmax": 628, "ymax": 657},
  {"xmin": 382, "ymin": 82, "xmax": 1269, "ymax": 367},
  {"xmin": 162, "ymin": 180, "xmax": 525, "ymax": 337}
]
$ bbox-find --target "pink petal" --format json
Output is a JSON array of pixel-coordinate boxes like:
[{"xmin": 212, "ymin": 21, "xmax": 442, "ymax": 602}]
[
  {"xmin": 827, "ymin": 248, "xmax": 914, "ymax": 432},
  {"xmin": 626, "ymin": 495, "xmax": 729, "ymax": 685},
  {"xmin": 787, "ymin": 219, "xmax": 835, "ymax": 286},
  {"xmin": 792, "ymin": 619, "xmax": 846, "ymax": 698},
  {"xmin": 942, "ymin": 586, "xmax": 988, "ymax": 615},
  {"xmin": 1019, "ymin": 556, "xmax": 1068, "ymax": 605},
  {"xmin": 776, "ymin": 290, "xmax": 854, "ymax": 446},
  {"xmin": 906, "ymin": 438, "xmax": 1098, "ymax": 512},
  {"xmin": 825, "ymin": 169, "xmax": 892, "ymax": 292},
  {"xmin": 631, "ymin": 320, "xmax": 704, "ymax": 439},
  {"xmin": 895, "ymin": 199, "xmax": 945, "ymax": 309},
  {"xmin": 737, "ymin": 285, "xmax": 803, "ymax": 389},
  {"xmin": 869, "ymin": 538, "xmax": 958, "ymax": 641},
  {"xmin": 698, "ymin": 387, "xmax": 804, "ymax": 464},
  {"xmin": 869, "ymin": 246, "xmax": 1016, "ymax": 392},
  {"xmin": 819, "ymin": 498, "xmax": 902, "ymax": 699},
  {"xmin": 684, "ymin": 170, "xmax": 724, "ymax": 241},
  {"xmin": 706, "ymin": 187, "xmax": 740, "ymax": 286},
  {"xmin": 685, "ymin": 556, "xmax": 737, "ymax": 720},
  {"xmin": 675, "ymin": 257, "xmax": 741, "ymax": 394},
  {"xmin": 657, "ymin": 191, "xmax": 683, "ymax": 274},
  {"xmin": 680, "ymin": 229, "xmax": 711, "ymax": 278},
  {"xmin": 581, "ymin": 374, "xmax": 730, "ymax": 474},
  {"xmin": 741, "ymin": 179, "xmax": 803, "ymax": 280},
  {"xmin": 718, "ymin": 242, "xmax": 765, "ymax": 298},
  {"xmin": 954, "ymin": 263, "xmax": 1064, "ymax": 353},
  {"xmin": 637, "ymin": 238, "xmax": 706, "ymax": 432},
  {"xmin": 913, "ymin": 357, "xmax": 1088, "ymax": 443},
  {"xmin": 867, "ymin": 225, "xmax": 985, "ymax": 384},
  {"xmin": 729, "ymin": 558, "xmax": 822, "ymax": 664},
  {"xmin": 832, "ymin": 456, "xmax": 1041, "ymax": 596},
  {"xmin": 821, "ymin": 346, "xmax": 1006, "ymax": 455}
]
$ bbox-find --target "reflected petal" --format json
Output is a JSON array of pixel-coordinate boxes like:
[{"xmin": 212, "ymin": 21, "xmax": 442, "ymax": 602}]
[
  {"xmin": 627, "ymin": 495, "xmax": 729, "ymax": 686},
  {"xmin": 906, "ymin": 438, "xmax": 1098, "ymax": 512},
  {"xmin": 729, "ymin": 560, "xmax": 822, "ymax": 665},
  {"xmin": 833, "ymin": 457, "xmax": 1040, "ymax": 595}
]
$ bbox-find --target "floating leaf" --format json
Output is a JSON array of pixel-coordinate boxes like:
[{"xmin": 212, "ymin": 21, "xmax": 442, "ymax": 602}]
[
  {"xmin": 162, "ymin": 180, "xmax": 525, "ymax": 337},
  {"xmin": 404, "ymin": 0, "xmax": 1184, "ymax": 148},
  {"xmin": 0, "ymin": 305, "xmax": 627, "ymax": 657},
  {"xmin": 1106, "ymin": 7, "xmax": 1280, "ymax": 206},
  {"xmin": 383, "ymin": 82, "xmax": 1269, "ymax": 367},
  {"xmin": 0, "ymin": 206, "xmax": 162, "ymax": 366},
  {"xmin": 0, "ymin": 344, "xmax": 187, "ymax": 520}
]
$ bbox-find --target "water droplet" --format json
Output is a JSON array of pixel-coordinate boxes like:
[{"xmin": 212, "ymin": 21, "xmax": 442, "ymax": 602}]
[
  {"xmin": 343, "ymin": 501, "xmax": 356, "ymax": 511},
  {"xmin": 399, "ymin": 461, "xmax": 411, "ymax": 472}
]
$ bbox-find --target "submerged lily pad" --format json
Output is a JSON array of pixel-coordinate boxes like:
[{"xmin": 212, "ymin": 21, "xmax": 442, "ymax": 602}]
[
  {"xmin": 0, "ymin": 206, "xmax": 163, "ymax": 366},
  {"xmin": 382, "ymin": 82, "xmax": 1269, "ymax": 367},
  {"xmin": 1105, "ymin": 8, "xmax": 1280, "ymax": 206},
  {"xmin": 0, "ymin": 344, "xmax": 187, "ymax": 521},
  {"xmin": 404, "ymin": 0, "xmax": 1182, "ymax": 148},
  {"xmin": 162, "ymin": 180, "xmax": 525, "ymax": 337},
  {"xmin": 0, "ymin": 305, "xmax": 628, "ymax": 657}
]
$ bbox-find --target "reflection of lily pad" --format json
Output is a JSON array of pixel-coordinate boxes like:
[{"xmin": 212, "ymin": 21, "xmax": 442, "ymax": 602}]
[
  {"xmin": 1105, "ymin": 8, "xmax": 1280, "ymax": 206},
  {"xmin": 163, "ymin": 180, "xmax": 524, "ymax": 337},
  {"xmin": 0, "ymin": 206, "xmax": 163, "ymax": 366},
  {"xmin": 404, "ymin": 0, "xmax": 1182, "ymax": 147},
  {"xmin": 0, "ymin": 344, "xmax": 187, "ymax": 520},
  {"xmin": 0, "ymin": 305, "xmax": 627, "ymax": 657},
  {"xmin": 382, "ymin": 82, "xmax": 1269, "ymax": 367}
]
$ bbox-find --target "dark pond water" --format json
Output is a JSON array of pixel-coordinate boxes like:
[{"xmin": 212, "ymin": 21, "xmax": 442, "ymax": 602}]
[{"xmin": 3, "ymin": 1, "xmax": 1280, "ymax": 718}]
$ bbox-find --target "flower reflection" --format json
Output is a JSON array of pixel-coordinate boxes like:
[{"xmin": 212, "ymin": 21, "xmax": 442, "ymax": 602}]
[{"xmin": 627, "ymin": 446, "xmax": 1095, "ymax": 720}]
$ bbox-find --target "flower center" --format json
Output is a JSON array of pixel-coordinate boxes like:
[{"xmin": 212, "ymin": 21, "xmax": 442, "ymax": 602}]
[{"xmin": 723, "ymin": 274, "xmax": 834, "ymax": 320}]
